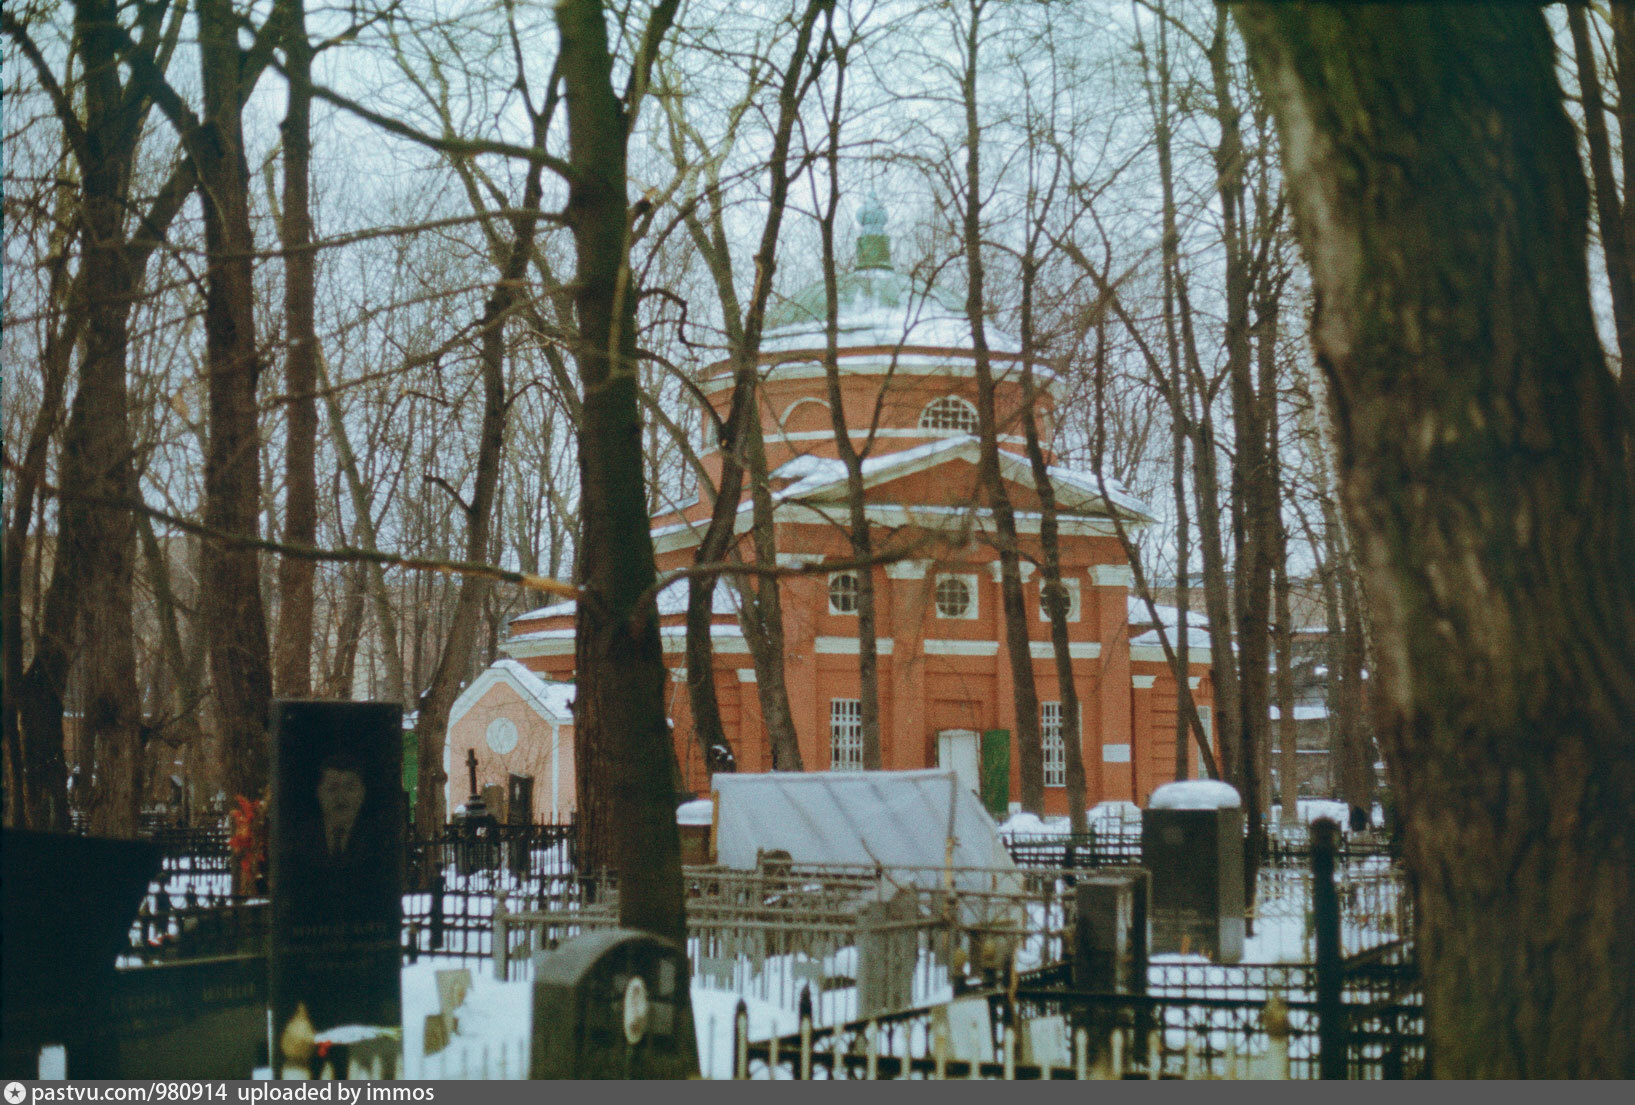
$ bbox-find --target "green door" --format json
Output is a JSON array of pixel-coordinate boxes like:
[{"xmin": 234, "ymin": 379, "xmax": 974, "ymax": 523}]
[{"xmin": 980, "ymin": 729, "xmax": 1011, "ymax": 818}]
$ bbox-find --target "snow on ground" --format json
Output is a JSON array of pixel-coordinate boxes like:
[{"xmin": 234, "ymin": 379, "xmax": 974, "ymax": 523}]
[{"xmin": 399, "ymin": 958, "xmax": 796, "ymax": 1079}]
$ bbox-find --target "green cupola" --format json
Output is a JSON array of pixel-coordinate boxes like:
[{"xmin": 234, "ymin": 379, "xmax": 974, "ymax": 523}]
[{"xmin": 856, "ymin": 194, "xmax": 891, "ymax": 270}]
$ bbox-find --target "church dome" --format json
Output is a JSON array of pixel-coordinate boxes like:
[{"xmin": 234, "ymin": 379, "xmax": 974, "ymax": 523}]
[{"xmin": 761, "ymin": 198, "xmax": 1017, "ymax": 355}]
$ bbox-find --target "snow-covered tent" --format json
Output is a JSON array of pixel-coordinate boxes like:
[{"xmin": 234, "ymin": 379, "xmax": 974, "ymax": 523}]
[{"xmin": 710, "ymin": 769, "xmax": 1019, "ymax": 896}]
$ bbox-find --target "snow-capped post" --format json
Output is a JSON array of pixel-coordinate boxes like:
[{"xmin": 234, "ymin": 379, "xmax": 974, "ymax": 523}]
[
  {"xmin": 733, "ymin": 999, "xmax": 749, "ymax": 1079},
  {"xmin": 797, "ymin": 985, "xmax": 813, "ymax": 1079},
  {"xmin": 1311, "ymin": 817, "xmax": 1344, "ymax": 1078}
]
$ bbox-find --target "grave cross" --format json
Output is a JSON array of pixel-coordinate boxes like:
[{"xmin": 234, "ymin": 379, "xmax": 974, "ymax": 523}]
[{"xmin": 466, "ymin": 748, "xmax": 479, "ymax": 799}]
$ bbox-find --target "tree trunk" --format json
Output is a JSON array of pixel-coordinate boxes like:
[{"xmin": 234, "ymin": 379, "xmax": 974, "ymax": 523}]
[
  {"xmin": 1237, "ymin": 4, "xmax": 1635, "ymax": 1076},
  {"xmin": 957, "ymin": 2, "xmax": 1044, "ymax": 813},
  {"xmin": 557, "ymin": 0, "xmax": 687, "ymax": 955},
  {"xmin": 274, "ymin": 0, "xmax": 318, "ymax": 698},
  {"xmin": 197, "ymin": 0, "xmax": 273, "ymax": 799}
]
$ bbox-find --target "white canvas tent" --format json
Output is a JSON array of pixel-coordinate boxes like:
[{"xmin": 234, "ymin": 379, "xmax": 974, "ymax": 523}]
[{"xmin": 710, "ymin": 769, "xmax": 1019, "ymax": 894}]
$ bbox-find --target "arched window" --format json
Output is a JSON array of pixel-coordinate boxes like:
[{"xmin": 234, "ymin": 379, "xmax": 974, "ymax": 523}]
[{"xmin": 919, "ymin": 395, "xmax": 979, "ymax": 434}]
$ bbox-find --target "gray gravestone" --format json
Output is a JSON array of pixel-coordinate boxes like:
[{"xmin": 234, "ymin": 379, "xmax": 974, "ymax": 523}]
[
  {"xmin": 1142, "ymin": 790, "xmax": 1245, "ymax": 963},
  {"xmin": 270, "ymin": 700, "xmax": 403, "ymax": 1068},
  {"xmin": 1, "ymin": 830, "xmax": 160, "ymax": 1077},
  {"xmin": 529, "ymin": 929, "xmax": 698, "ymax": 1079},
  {"xmin": 857, "ymin": 890, "xmax": 920, "ymax": 1017},
  {"xmin": 1072, "ymin": 869, "xmax": 1149, "ymax": 992}
]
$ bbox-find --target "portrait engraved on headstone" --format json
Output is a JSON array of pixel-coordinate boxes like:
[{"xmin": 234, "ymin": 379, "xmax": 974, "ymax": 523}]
[{"xmin": 270, "ymin": 700, "xmax": 403, "ymax": 1070}]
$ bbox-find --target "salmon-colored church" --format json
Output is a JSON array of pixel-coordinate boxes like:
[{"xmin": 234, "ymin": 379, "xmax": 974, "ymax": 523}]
[{"xmin": 490, "ymin": 201, "xmax": 1215, "ymax": 817}]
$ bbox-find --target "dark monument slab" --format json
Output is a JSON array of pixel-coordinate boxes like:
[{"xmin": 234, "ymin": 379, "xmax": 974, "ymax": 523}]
[
  {"xmin": 107, "ymin": 954, "xmax": 266, "ymax": 1078},
  {"xmin": 1142, "ymin": 783, "xmax": 1245, "ymax": 963},
  {"xmin": 1072, "ymin": 868, "xmax": 1150, "ymax": 992},
  {"xmin": 2, "ymin": 829, "xmax": 161, "ymax": 1077},
  {"xmin": 270, "ymin": 699, "xmax": 403, "ymax": 1069},
  {"xmin": 506, "ymin": 773, "xmax": 534, "ymax": 825},
  {"xmin": 506, "ymin": 774, "xmax": 535, "ymax": 876},
  {"xmin": 529, "ymin": 929, "xmax": 698, "ymax": 1079}
]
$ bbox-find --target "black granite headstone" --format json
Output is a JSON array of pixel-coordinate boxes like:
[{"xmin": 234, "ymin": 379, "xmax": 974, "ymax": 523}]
[
  {"xmin": 506, "ymin": 775, "xmax": 535, "ymax": 877},
  {"xmin": 1142, "ymin": 805, "xmax": 1245, "ymax": 963},
  {"xmin": 1, "ymin": 830, "xmax": 161, "ymax": 1077},
  {"xmin": 270, "ymin": 700, "xmax": 403, "ymax": 1067},
  {"xmin": 506, "ymin": 774, "xmax": 534, "ymax": 826}
]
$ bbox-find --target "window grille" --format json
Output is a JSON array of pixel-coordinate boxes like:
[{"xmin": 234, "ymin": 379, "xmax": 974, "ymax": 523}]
[
  {"xmin": 830, "ymin": 699, "xmax": 863, "ymax": 771},
  {"xmin": 828, "ymin": 571, "xmax": 859, "ymax": 614},
  {"xmin": 1042, "ymin": 701, "xmax": 1066, "ymax": 787},
  {"xmin": 919, "ymin": 395, "xmax": 979, "ymax": 433},
  {"xmin": 935, "ymin": 575, "xmax": 973, "ymax": 618}
]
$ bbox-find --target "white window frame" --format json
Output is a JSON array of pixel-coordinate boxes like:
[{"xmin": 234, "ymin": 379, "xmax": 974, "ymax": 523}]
[
  {"xmin": 1195, "ymin": 705, "xmax": 1213, "ymax": 778},
  {"xmin": 933, "ymin": 573, "xmax": 979, "ymax": 619},
  {"xmin": 828, "ymin": 571, "xmax": 860, "ymax": 614},
  {"xmin": 830, "ymin": 698, "xmax": 864, "ymax": 771},
  {"xmin": 919, "ymin": 395, "xmax": 980, "ymax": 434},
  {"xmin": 1041, "ymin": 701, "xmax": 1067, "ymax": 787},
  {"xmin": 1037, "ymin": 577, "xmax": 1081, "ymax": 622}
]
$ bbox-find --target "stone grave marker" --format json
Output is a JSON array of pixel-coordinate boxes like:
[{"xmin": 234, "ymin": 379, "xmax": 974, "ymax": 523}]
[
  {"xmin": 857, "ymin": 889, "xmax": 920, "ymax": 1017},
  {"xmin": 529, "ymin": 929, "xmax": 698, "ymax": 1078},
  {"xmin": 1142, "ymin": 781, "xmax": 1245, "ymax": 963},
  {"xmin": 270, "ymin": 699, "xmax": 403, "ymax": 1071},
  {"xmin": 481, "ymin": 783, "xmax": 507, "ymax": 823},
  {"xmin": 506, "ymin": 774, "xmax": 534, "ymax": 825},
  {"xmin": 505, "ymin": 774, "xmax": 535, "ymax": 877},
  {"xmin": 1, "ymin": 829, "xmax": 159, "ymax": 1078},
  {"xmin": 435, "ymin": 968, "xmax": 470, "ymax": 1035}
]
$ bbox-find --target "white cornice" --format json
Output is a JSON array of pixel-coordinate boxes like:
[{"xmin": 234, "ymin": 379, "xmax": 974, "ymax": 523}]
[
  {"xmin": 814, "ymin": 636, "xmax": 896, "ymax": 655},
  {"xmin": 923, "ymin": 639, "xmax": 999, "ymax": 656},
  {"xmin": 1130, "ymin": 644, "xmax": 1211, "ymax": 664},
  {"xmin": 1027, "ymin": 641, "xmax": 1102, "ymax": 659}
]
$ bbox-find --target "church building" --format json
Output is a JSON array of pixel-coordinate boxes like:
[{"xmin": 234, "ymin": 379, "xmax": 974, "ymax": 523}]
[{"xmin": 499, "ymin": 201, "xmax": 1215, "ymax": 816}]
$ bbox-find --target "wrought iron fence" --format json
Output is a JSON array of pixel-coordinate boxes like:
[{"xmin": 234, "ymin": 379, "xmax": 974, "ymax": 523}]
[{"xmin": 735, "ymin": 942, "xmax": 1424, "ymax": 1080}]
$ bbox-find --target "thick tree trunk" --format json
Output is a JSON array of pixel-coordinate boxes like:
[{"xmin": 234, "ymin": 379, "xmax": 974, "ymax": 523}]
[
  {"xmin": 1237, "ymin": 4, "xmax": 1635, "ymax": 1077},
  {"xmin": 67, "ymin": 0, "xmax": 142, "ymax": 836},
  {"xmin": 274, "ymin": 0, "xmax": 317, "ymax": 698},
  {"xmin": 557, "ymin": 0, "xmax": 687, "ymax": 954},
  {"xmin": 197, "ymin": 0, "xmax": 273, "ymax": 799}
]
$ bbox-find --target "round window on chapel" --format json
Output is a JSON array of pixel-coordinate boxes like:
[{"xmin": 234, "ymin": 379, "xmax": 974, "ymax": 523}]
[
  {"xmin": 829, "ymin": 571, "xmax": 860, "ymax": 614},
  {"xmin": 935, "ymin": 575, "xmax": 972, "ymax": 618},
  {"xmin": 485, "ymin": 716, "xmax": 519, "ymax": 756}
]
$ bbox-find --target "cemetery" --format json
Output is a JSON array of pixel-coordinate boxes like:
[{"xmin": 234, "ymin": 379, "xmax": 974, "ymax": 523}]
[{"xmin": 1, "ymin": 706, "xmax": 1420, "ymax": 1081}]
